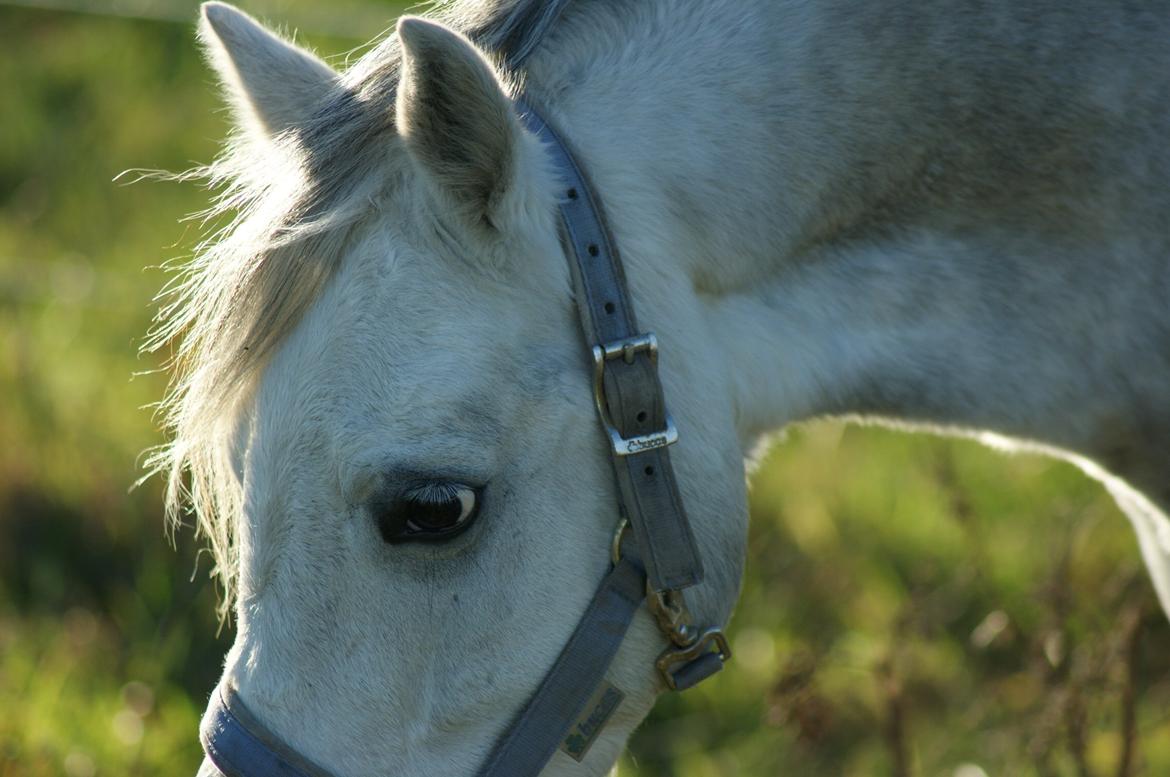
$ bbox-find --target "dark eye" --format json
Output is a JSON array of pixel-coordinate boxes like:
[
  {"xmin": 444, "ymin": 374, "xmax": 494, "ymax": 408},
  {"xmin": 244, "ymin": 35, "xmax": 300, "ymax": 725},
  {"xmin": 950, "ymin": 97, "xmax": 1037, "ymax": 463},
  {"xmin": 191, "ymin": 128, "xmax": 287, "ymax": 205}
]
[{"xmin": 376, "ymin": 482, "xmax": 481, "ymax": 544}]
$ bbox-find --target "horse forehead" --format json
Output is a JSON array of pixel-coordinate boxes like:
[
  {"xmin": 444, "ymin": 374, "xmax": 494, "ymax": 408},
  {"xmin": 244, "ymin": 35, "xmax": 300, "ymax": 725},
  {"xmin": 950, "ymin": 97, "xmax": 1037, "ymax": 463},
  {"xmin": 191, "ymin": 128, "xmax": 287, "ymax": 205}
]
[
  {"xmin": 334, "ymin": 233, "xmax": 556, "ymax": 338},
  {"xmin": 380, "ymin": 340, "xmax": 587, "ymax": 414},
  {"xmin": 322, "ymin": 242, "xmax": 581, "ymax": 389},
  {"xmin": 278, "ymin": 220, "xmax": 586, "ymax": 417},
  {"xmin": 306, "ymin": 342, "xmax": 588, "ymax": 482},
  {"xmin": 302, "ymin": 292, "xmax": 585, "ymax": 423}
]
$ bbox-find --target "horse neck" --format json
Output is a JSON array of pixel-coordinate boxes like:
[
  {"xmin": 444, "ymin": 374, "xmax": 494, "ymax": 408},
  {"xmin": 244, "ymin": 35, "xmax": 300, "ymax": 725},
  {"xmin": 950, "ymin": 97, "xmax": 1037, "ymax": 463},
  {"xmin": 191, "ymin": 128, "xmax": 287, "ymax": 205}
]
[{"xmin": 524, "ymin": 0, "xmax": 1170, "ymax": 499}]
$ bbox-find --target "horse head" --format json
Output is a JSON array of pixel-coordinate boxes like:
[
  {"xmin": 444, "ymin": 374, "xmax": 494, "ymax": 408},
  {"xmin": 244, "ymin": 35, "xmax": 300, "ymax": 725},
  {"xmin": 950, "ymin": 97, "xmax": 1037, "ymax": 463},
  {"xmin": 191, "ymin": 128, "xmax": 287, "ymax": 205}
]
[{"xmin": 170, "ymin": 4, "xmax": 747, "ymax": 775}]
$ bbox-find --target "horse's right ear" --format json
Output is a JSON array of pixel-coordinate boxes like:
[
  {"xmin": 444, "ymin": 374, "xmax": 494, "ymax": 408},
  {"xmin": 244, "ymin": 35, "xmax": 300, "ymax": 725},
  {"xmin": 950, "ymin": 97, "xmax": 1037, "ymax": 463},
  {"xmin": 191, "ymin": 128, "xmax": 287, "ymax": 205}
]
[
  {"xmin": 395, "ymin": 17, "xmax": 530, "ymax": 231},
  {"xmin": 198, "ymin": 2, "xmax": 338, "ymax": 137}
]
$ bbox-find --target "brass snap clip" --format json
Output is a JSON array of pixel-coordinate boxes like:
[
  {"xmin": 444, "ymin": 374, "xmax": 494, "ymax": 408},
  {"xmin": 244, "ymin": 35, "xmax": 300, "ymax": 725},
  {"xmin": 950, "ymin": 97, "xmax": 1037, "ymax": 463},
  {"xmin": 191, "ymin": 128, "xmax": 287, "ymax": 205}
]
[{"xmin": 610, "ymin": 519, "xmax": 732, "ymax": 691}]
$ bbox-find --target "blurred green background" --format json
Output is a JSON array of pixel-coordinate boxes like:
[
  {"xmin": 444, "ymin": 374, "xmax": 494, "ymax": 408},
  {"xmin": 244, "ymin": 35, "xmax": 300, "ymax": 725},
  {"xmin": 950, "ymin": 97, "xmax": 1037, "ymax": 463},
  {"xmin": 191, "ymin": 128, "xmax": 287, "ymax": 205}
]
[{"xmin": 2, "ymin": 2, "xmax": 1169, "ymax": 775}]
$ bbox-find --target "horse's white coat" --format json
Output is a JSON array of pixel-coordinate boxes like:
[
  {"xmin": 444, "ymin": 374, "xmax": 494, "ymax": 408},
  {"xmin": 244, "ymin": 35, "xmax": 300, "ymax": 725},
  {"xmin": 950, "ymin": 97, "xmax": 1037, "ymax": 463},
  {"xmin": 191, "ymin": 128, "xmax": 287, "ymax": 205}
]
[{"xmin": 172, "ymin": 1, "xmax": 1170, "ymax": 775}]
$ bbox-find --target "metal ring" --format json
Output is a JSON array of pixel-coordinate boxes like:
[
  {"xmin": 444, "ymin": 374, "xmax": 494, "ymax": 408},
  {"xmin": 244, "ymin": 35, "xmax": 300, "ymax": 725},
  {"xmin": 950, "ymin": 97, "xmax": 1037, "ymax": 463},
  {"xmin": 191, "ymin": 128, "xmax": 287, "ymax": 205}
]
[{"xmin": 610, "ymin": 518, "xmax": 631, "ymax": 566}]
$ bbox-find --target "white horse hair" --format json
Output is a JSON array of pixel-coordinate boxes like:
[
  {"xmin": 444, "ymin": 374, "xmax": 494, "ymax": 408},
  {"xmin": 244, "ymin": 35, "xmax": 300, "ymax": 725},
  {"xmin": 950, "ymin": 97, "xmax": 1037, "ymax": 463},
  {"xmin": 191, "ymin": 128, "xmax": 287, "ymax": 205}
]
[{"xmin": 153, "ymin": 1, "xmax": 1170, "ymax": 774}]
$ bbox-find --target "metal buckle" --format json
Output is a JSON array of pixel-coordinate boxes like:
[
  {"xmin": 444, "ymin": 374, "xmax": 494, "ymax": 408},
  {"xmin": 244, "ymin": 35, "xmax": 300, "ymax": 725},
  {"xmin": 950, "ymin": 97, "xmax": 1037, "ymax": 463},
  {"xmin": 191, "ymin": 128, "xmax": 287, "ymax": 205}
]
[
  {"xmin": 591, "ymin": 333, "xmax": 679, "ymax": 456},
  {"xmin": 611, "ymin": 518, "xmax": 633, "ymax": 566}
]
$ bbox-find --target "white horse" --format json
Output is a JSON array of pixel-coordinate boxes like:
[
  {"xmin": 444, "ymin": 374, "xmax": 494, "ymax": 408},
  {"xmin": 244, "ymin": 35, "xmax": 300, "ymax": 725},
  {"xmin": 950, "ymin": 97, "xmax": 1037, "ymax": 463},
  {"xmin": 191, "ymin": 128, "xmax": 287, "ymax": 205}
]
[{"xmin": 154, "ymin": 0, "xmax": 1170, "ymax": 774}]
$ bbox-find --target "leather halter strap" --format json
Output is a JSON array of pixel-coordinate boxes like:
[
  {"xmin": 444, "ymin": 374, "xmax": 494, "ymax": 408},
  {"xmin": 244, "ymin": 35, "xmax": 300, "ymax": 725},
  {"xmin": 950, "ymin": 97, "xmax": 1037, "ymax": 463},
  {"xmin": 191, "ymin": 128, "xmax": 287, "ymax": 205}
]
[{"xmin": 515, "ymin": 97, "xmax": 705, "ymax": 593}]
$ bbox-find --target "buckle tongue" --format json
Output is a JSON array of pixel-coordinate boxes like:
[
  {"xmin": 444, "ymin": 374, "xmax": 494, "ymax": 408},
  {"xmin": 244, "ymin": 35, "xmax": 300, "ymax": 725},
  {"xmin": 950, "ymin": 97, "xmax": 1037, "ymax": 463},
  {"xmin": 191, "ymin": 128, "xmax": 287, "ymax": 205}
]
[{"xmin": 591, "ymin": 333, "xmax": 679, "ymax": 456}]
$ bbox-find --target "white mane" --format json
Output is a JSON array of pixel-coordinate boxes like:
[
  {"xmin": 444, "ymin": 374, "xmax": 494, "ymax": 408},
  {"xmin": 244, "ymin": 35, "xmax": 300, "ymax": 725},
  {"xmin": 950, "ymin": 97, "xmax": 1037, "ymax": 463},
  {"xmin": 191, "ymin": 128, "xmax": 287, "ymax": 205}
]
[{"xmin": 147, "ymin": 0, "xmax": 560, "ymax": 619}]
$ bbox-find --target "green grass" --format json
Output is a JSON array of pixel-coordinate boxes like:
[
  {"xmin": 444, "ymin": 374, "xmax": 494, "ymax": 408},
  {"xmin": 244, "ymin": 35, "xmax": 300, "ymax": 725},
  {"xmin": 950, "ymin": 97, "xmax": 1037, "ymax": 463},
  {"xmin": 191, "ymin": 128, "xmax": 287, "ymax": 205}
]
[{"xmin": 1, "ymin": 4, "xmax": 1168, "ymax": 775}]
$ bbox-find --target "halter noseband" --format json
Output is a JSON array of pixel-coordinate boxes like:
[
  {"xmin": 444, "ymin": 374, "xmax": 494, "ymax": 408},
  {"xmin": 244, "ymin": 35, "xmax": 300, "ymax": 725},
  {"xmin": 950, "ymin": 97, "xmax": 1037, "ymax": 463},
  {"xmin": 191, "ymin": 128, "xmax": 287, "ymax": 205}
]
[{"xmin": 200, "ymin": 11, "xmax": 730, "ymax": 776}]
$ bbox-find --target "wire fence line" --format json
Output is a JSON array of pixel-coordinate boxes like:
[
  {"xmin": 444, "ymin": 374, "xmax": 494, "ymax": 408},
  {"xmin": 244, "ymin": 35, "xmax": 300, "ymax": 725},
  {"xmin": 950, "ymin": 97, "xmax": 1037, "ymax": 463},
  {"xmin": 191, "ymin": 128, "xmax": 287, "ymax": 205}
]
[{"xmin": 0, "ymin": 0, "xmax": 410, "ymax": 42}]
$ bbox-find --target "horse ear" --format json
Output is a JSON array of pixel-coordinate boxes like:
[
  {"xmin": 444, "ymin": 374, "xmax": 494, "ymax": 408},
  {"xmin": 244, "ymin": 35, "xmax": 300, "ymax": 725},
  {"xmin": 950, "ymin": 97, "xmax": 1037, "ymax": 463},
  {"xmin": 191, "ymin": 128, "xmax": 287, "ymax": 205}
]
[
  {"xmin": 199, "ymin": 2, "xmax": 338, "ymax": 137},
  {"xmin": 395, "ymin": 17, "xmax": 523, "ymax": 229}
]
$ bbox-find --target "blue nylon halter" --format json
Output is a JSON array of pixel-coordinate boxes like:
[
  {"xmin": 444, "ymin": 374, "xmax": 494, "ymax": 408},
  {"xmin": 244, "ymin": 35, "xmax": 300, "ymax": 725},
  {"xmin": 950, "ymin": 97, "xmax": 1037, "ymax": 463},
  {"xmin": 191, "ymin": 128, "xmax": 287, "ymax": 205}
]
[{"xmin": 201, "ymin": 684, "xmax": 331, "ymax": 777}]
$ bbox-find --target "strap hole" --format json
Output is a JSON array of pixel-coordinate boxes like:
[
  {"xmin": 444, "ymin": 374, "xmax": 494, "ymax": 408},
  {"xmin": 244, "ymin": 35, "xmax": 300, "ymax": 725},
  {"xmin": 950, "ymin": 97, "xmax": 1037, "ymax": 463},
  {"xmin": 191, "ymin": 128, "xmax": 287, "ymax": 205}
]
[
  {"xmin": 587, "ymin": 243, "xmax": 599, "ymax": 257},
  {"xmin": 644, "ymin": 465, "xmax": 655, "ymax": 477},
  {"xmin": 567, "ymin": 188, "xmax": 578, "ymax": 199},
  {"xmin": 636, "ymin": 410, "xmax": 648, "ymax": 423},
  {"xmin": 604, "ymin": 302, "xmax": 615, "ymax": 314}
]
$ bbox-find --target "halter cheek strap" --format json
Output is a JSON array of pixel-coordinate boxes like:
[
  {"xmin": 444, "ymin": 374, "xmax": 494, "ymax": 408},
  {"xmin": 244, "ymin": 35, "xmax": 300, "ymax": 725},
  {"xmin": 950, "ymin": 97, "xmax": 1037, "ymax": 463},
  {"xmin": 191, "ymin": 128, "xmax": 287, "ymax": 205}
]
[{"xmin": 468, "ymin": 555, "xmax": 647, "ymax": 775}]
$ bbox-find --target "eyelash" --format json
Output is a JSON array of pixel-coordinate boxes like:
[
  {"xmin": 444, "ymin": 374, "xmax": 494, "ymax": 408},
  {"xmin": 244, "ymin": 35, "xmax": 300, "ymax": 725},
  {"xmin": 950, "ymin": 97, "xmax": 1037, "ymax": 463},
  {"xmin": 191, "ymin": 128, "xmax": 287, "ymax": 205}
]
[
  {"xmin": 405, "ymin": 482, "xmax": 462, "ymax": 504},
  {"xmin": 376, "ymin": 481, "xmax": 483, "ymax": 544}
]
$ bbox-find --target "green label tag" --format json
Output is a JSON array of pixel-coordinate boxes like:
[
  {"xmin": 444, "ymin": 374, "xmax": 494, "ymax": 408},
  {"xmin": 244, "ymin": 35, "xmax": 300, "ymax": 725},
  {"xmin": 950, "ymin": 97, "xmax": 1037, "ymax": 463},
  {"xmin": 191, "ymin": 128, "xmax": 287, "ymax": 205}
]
[{"xmin": 560, "ymin": 682, "xmax": 625, "ymax": 762}]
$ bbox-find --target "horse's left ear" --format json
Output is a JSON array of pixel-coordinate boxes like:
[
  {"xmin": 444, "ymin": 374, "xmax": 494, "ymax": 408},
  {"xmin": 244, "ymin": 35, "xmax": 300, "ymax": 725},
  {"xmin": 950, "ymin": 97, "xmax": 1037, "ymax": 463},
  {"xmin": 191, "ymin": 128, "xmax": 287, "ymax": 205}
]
[{"xmin": 395, "ymin": 17, "xmax": 525, "ymax": 229}]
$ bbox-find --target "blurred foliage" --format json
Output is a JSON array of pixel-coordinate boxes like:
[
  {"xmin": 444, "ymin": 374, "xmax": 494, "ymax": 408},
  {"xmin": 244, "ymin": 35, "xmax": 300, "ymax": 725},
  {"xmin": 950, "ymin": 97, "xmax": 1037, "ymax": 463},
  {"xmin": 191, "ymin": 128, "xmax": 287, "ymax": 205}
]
[{"xmin": 1, "ymin": 3, "xmax": 1168, "ymax": 776}]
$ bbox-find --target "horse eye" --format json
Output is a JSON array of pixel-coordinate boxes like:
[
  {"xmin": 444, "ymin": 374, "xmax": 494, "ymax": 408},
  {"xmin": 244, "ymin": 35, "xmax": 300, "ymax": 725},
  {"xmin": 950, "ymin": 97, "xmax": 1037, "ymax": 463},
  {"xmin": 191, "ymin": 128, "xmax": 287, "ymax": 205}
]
[{"xmin": 376, "ymin": 483, "xmax": 481, "ymax": 544}]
